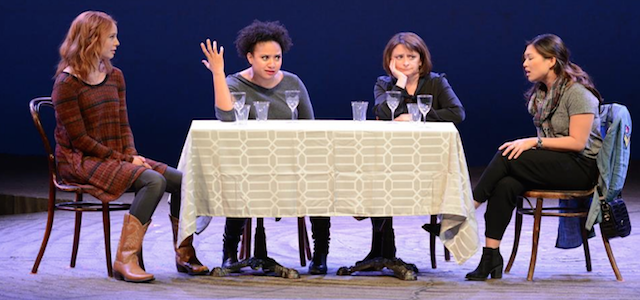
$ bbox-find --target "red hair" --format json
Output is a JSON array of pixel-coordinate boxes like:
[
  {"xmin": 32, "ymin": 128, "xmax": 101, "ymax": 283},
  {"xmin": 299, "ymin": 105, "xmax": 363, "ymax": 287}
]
[{"xmin": 55, "ymin": 11, "xmax": 116, "ymax": 80}]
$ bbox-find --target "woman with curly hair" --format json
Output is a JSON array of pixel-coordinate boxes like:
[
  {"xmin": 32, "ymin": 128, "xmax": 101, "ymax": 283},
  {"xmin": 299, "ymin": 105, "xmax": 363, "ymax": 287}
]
[
  {"xmin": 200, "ymin": 20, "xmax": 331, "ymax": 275},
  {"xmin": 52, "ymin": 11, "xmax": 208, "ymax": 282}
]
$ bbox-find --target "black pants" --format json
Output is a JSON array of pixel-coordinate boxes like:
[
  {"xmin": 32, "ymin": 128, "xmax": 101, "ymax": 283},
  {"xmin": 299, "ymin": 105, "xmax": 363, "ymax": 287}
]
[
  {"xmin": 129, "ymin": 166, "xmax": 182, "ymax": 224},
  {"xmin": 473, "ymin": 149, "xmax": 597, "ymax": 240}
]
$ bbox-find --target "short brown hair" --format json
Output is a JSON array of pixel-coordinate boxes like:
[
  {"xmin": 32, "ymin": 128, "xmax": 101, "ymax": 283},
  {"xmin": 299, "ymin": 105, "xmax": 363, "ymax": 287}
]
[{"xmin": 382, "ymin": 32, "xmax": 432, "ymax": 77}]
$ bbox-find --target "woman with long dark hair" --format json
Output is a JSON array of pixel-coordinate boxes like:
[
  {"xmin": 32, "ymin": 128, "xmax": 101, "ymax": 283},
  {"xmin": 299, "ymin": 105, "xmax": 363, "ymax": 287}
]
[{"xmin": 467, "ymin": 33, "xmax": 602, "ymax": 281}]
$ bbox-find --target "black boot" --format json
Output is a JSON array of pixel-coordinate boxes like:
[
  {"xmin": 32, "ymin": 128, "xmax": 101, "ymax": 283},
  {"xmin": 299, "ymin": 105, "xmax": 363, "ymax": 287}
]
[
  {"xmin": 421, "ymin": 223, "xmax": 441, "ymax": 236},
  {"xmin": 221, "ymin": 218, "xmax": 246, "ymax": 268},
  {"xmin": 465, "ymin": 247, "xmax": 503, "ymax": 281},
  {"xmin": 309, "ymin": 217, "xmax": 330, "ymax": 275}
]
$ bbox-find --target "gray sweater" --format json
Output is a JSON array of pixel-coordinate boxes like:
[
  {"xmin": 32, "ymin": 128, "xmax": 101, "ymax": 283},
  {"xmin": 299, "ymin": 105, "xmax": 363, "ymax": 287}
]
[{"xmin": 215, "ymin": 71, "xmax": 315, "ymax": 121}]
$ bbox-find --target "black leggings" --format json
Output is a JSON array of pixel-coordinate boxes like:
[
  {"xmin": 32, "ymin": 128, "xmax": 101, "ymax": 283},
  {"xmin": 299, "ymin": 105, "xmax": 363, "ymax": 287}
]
[
  {"xmin": 129, "ymin": 166, "xmax": 182, "ymax": 224},
  {"xmin": 473, "ymin": 149, "xmax": 597, "ymax": 240}
]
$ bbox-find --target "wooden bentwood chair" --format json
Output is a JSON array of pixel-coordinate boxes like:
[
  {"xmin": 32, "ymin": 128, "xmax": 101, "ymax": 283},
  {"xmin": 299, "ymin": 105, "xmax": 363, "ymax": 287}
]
[
  {"xmin": 427, "ymin": 215, "xmax": 451, "ymax": 268},
  {"xmin": 505, "ymin": 103, "xmax": 629, "ymax": 281},
  {"xmin": 505, "ymin": 188, "xmax": 623, "ymax": 281},
  {"xmin": 29, "ymin": 97, "xmax": 131, "ymax": 277}
]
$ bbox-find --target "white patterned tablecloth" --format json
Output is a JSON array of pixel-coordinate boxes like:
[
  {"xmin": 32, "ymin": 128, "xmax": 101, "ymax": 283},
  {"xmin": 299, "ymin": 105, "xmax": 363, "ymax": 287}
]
[{"xmin": 177, "ymin": 120, "xmax": 478, "ymax": 263}]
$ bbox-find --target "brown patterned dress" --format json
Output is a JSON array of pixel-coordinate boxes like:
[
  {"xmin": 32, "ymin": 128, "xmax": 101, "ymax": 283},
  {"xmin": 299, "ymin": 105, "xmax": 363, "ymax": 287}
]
[{"xmin": 52, "ymin": 67, "xmax": 167, "ymax": 202}]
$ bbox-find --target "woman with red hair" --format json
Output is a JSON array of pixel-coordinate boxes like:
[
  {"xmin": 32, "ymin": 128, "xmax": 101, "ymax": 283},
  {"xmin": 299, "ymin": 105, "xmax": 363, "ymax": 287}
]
[{"xmin": 52, "ymin": 11, "xmax": 208, "ymax": 282}]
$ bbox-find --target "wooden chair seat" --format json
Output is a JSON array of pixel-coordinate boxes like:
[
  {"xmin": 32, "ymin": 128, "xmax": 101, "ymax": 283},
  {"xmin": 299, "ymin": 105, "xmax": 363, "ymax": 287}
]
[{"xmin": 505, "ymin": 187, "xmax": 623, "ymax": 281}]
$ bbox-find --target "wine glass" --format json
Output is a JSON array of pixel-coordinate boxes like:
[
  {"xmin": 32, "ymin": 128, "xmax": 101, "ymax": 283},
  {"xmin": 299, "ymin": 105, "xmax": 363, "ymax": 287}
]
[
  {"xmin": 385, "ymin": 91, "xmax": 401, "ymax": 121},
  {"xmin": 417, "ymin": 94, "xmax": 433, "ymax": 125},
  {"xmin": 285, "ymin": 90, "xmax": 300, "ymax": 120},
  {"xmin": 230, "ymin": 92, "xmax": 246, "ymax": 121}
]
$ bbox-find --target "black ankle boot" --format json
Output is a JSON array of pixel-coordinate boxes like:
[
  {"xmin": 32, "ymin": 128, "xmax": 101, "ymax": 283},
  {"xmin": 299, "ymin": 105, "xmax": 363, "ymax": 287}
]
[
  {"xmin": 309, "ymin": 252, "xmax": 328, "ymax": 274},
  {"xmin": 221, "ymin": 218, "xmax": 245, "ymax": 268},
  {"xmin": 221, "ymin": 234, "xmax": 239, "ymax": 268},
  {"xmin": 465, "ymin": 247, "xmax": 503, "ymax": 281},
  {"xmin": 421, "ymin": 223, "xmax": 441, "ymax": 236}
]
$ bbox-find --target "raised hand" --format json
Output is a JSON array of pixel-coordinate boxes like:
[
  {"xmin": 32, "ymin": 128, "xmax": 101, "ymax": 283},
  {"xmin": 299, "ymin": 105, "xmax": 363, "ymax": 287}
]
[{"xmin": 200, "ymin": 39, "xmax": 225, "ymax": 75}]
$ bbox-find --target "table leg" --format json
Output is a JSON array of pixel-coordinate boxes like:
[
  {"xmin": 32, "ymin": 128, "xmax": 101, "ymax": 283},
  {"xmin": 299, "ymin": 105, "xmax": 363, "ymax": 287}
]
[
  {"xmin": 337, "ymin": 218, "xmax": 417, "ymax": 280},
  {"xmin": 337, "ymin": 258, "xmax": 418, "ymax": 281}
]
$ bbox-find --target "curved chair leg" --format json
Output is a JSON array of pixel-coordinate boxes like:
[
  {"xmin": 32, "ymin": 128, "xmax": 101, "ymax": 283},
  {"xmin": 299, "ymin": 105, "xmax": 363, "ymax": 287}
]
[
  {"xmin": 70, "ymin": 210, "xmax": 82, "ymax": 268},
  {"xmin": 429, "ymin": 215, "xmax": 437, "ymax": 269},
  {"xmin": 444, "ymin": 247, "xmax": 450, "ymax": 261},
  {"xmin": 303, "ymin": 221, "xmax": 312, "ymax": 261},
  {"xmin": 31, "ymin": 185, "xmax": 57, "ymax": 274},
  {"xmin": 101, "ymin": 203, "xmax": 114, "ymax": 277},
  {"xmin": 240, "ymin": 218, "xmax": 252, "ymax": 260},
  {"xmin": 527, "ymin": 197, "xmax": 544, "ymax": 281},
  {"xmin": 70, "ymin": 192, "xmax": 84, "ymax": 268},
  {"xmin": 599, "ymin": 225, "xmax": 624, "ymax": 281},
  {"xmin": 505, "ymin": 197, "xmax": 524, "ymax": 273},
  {"xmin": 579, "ymin": 217, "xmax": 592, "ymax": 272},
  {"xmin": 297, "ymin": 217, "xmax": 311, "ymax": 266}
]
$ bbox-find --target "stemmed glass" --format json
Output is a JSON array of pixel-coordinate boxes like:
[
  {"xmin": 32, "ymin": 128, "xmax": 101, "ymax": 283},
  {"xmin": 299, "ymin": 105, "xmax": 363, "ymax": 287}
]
[
  {"xmin": 385, "ymin": 91, "xmax": 401, "ymax": 122},
  {"xmin": 231, "ymin": 92, "xmax": 246, "ymax": 120},
  {"xmin": 285, "ymin": 90, "xmax": 300, "ymax": 120},
  {"xmin": 417, "ymin": 94, "xmax": 433, "ymax": 125}
]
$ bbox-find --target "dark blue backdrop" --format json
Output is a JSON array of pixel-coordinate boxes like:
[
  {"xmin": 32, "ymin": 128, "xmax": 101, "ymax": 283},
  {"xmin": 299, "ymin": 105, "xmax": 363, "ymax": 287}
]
[{"xmin": 2, "ymin": 1, "xmax": 638, "ymax": 166}]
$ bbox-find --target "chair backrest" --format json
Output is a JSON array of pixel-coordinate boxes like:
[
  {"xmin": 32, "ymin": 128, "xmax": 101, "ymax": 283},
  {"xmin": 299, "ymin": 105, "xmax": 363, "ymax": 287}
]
[
  {"xmin": 597, "ymin": 103, "xmax": 632, "ymax": 201},
  {"xmin": 29, "ymin": 97, "xmax": 58, "ymax": 184}
]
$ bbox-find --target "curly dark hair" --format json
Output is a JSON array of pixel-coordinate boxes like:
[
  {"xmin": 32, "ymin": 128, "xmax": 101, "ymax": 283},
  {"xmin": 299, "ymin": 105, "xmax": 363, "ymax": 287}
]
[{"xmin": 235, "ymin": 20, "xmax": 293, "ymax": 58}]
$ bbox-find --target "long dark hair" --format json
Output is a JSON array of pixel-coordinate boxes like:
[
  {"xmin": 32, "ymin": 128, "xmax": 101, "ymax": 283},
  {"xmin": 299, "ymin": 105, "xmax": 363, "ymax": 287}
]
[{"xmin": 524, "ymin": 34, "xmax": 602, "ymax": 103}]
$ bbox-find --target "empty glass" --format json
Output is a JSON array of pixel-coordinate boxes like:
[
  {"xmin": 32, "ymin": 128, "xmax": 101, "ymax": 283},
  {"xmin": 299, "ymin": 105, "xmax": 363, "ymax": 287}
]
[
  {"xmin": 406, "ymin": 103, "xmax": 421, "ymax": 123},
  {"xmin": 385, "ymin": 91, "xmax": 401, "ymax": 121},
  {"xmin": 254, "ymin": 101, "xmax": 270, "ymax": 121},
  {"xmin": 234, "ymin": 104, "xmax": 250, "ymax": 124},
  {"xmin": 351, "ymin": 101, "xmax": 368, "ymax": 121},
  {"xmin": 417, "ymin": 94, "xmax": 433, "ymax": 125},
  {"xmin": 230, "ymin": 92, "xmax": 246, "ymax": 119},
  {"xmin": 285, "ymin": 90, "xmax": 300, "ymax": 120}
]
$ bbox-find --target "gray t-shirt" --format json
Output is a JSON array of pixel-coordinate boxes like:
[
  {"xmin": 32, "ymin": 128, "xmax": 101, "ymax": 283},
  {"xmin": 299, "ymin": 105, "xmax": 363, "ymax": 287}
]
[
  {"xmin": 530, "ymin": 83, "xmax": 602, "ymax": 159},
  {"xmin": 215, "ymin": 70, "xmax": 315, "ymax": 121}
]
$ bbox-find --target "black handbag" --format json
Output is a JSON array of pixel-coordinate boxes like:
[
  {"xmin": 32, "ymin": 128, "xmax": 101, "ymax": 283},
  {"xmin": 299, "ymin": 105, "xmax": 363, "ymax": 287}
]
[{"xmin": 600, "ymin": 196, "xmax": 632, "ymax": 238}]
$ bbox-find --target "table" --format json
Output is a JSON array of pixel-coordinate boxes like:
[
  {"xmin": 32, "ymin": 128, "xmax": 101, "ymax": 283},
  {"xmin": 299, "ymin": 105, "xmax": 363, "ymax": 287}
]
[{"xmin": 177, "ymin": 120, "xmax": 478, "ymax": 265}]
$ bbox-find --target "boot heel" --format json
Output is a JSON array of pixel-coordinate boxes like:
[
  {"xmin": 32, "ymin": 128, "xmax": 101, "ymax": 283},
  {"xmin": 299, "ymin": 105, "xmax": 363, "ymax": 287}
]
[
  {"xmin": 113, "ymin": 271, "xmax": 124, "ymax": 281},
  {"xmin": 176, "ymin": 263, "xmax": 188, "ymax": 273},
  {"xmin": 490, "ymin": 266, "xmax": 503, "ymax": 279}
]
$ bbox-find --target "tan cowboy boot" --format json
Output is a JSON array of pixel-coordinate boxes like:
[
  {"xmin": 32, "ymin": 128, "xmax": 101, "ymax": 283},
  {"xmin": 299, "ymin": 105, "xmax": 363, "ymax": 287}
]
[
  {"xmin": 170, "ymin": 215, "xmax": 209, "ymax": 275},
  {"xmin": 113, "ymin": 213, "xmax": 154, "ymax": 283}
]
